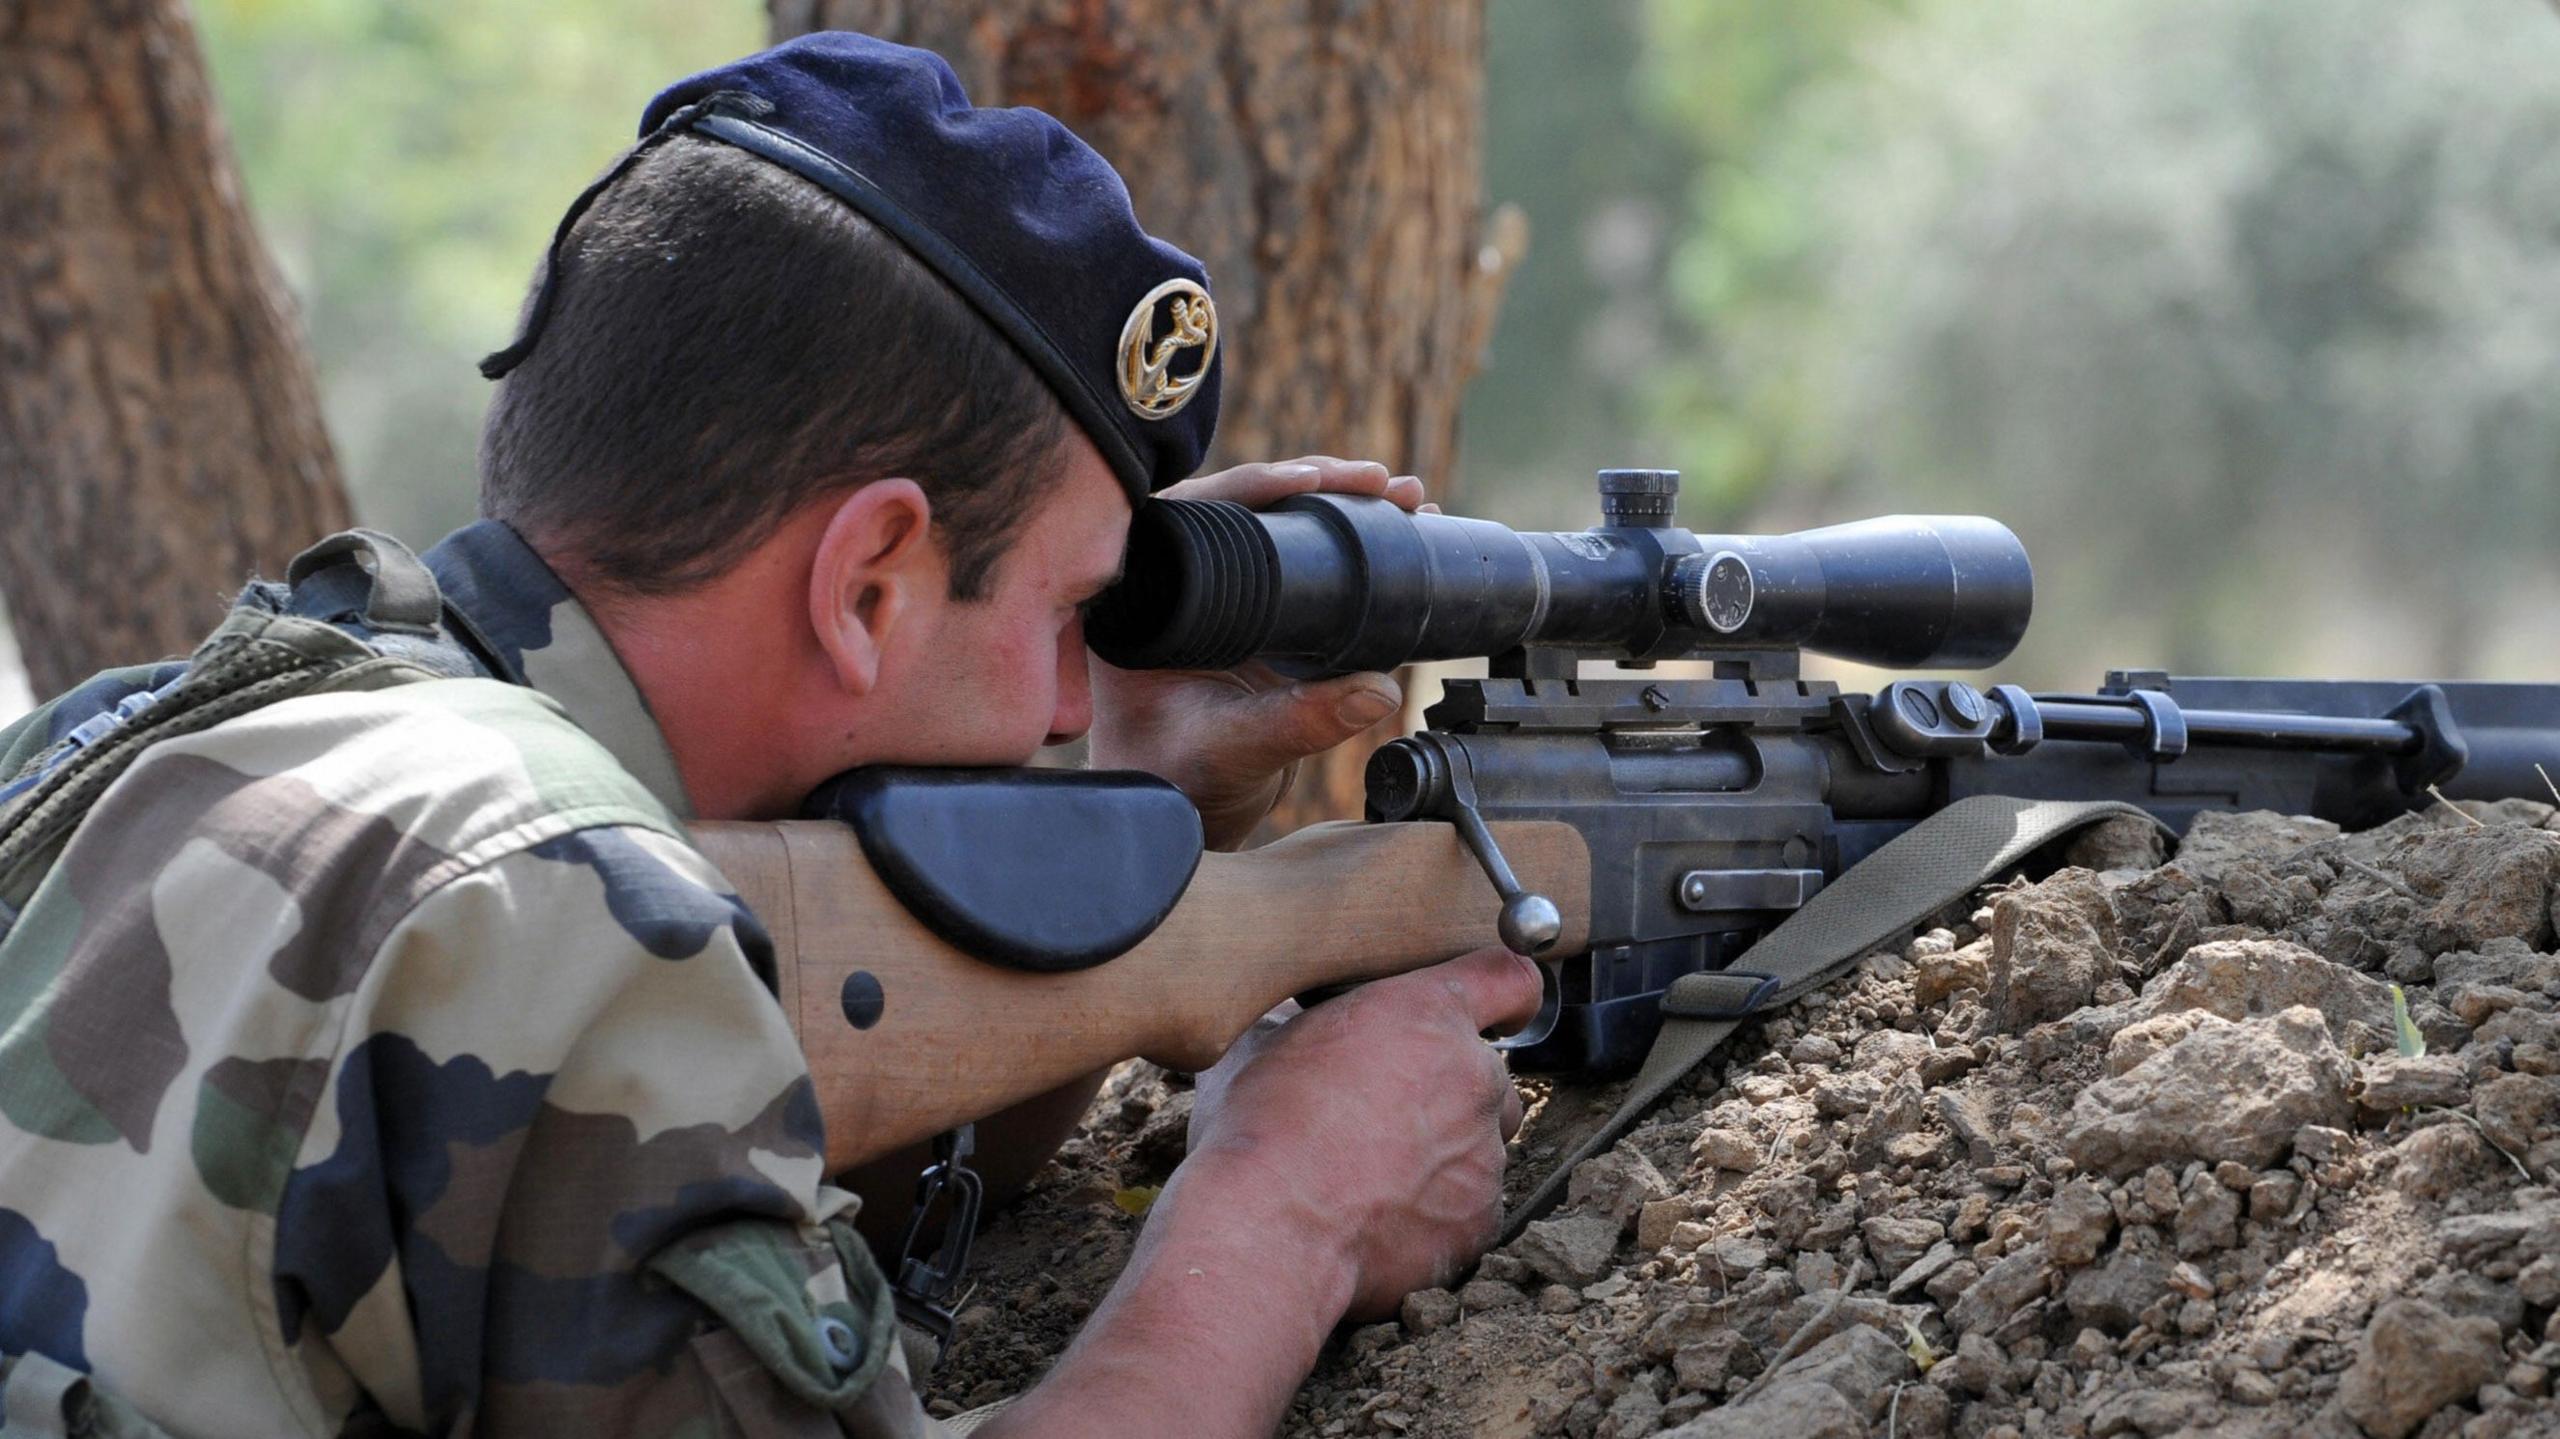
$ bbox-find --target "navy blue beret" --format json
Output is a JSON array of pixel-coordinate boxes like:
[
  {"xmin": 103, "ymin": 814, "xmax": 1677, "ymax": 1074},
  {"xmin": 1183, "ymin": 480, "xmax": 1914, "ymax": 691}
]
[{"xmin": 483, "ymin": 32, "xmax": 1220, "ymax": 504}]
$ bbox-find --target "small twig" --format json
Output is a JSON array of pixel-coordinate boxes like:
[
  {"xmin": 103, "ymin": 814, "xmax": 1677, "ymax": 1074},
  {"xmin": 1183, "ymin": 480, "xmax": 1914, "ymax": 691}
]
[
  {"xmin": 2420, "ymin": 1106, "xmax": 2532, "ymax": 1181},
  {"xmin": 2338, "ymin": 856, "xmax": 2422, "ymax": 902},
  {"xmin": 1887, "ymin": 1382, "xmax": 1908, "ymax": 1438},
  {"xmin": 2540, "ymin": 763, "xmax": 2560, "ymax": 807},
  {"xmin": 1731, "ymin": 1260, "xmax": 1866, "ymax": 1405},
  {"xmin": 2427, "ymin": 785, "xmax": 2484, "ymax": 827}
]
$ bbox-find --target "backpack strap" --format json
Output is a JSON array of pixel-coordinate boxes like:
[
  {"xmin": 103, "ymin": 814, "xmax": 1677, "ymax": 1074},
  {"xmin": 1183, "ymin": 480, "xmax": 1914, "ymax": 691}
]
[
  {"xmin": 1501, "ymin": 795, "xmax": 2165, "ymax": 1238},
  {"xmin": 0, "ymin": 531, "xmax": 484, "ymax": 920}
]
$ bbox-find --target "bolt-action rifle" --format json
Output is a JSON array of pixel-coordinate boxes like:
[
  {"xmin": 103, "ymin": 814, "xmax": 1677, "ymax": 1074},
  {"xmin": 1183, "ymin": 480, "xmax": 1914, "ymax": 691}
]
[{"xmin": 693, "ymin": 469, "xmax": 2554, "ymax": 1170}]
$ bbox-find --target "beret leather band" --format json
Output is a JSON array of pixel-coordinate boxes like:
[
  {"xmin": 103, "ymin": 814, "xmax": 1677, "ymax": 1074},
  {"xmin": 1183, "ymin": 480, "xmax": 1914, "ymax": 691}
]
[{"xmin": 481, "ymin": 33, "xmax": 1221, "ymax": 506}]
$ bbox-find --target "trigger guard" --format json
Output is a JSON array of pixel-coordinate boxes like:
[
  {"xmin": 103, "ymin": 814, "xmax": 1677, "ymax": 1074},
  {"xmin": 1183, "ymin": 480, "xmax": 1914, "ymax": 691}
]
[{"xmin": 1492, "ymin": 964, "xmax": 1563, "ymax": 1053}]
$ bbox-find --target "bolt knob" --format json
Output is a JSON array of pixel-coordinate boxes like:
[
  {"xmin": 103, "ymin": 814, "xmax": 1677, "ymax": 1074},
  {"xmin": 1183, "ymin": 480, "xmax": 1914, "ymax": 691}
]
[{"xmin": 1498, "ymin": 892, "xmax": 1564, "ymax": 956}]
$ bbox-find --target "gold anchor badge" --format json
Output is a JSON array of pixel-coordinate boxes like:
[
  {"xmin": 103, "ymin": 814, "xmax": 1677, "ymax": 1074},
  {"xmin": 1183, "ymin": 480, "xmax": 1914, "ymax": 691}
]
[{"xmin": 1116, "ymin": 279, "xmax": 1218, "ymax": 420}]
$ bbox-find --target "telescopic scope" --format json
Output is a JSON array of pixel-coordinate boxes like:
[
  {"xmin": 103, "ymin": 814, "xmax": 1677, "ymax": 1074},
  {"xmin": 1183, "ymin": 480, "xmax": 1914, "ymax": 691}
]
[{"xmin": 1085, "ymin": 468, "xmax": 2033, "ymax": 676}]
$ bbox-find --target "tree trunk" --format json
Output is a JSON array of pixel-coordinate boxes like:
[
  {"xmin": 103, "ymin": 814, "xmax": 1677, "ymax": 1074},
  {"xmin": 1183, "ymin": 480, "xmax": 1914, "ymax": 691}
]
[
  {"xmin": 770, "ymin": 0, "xmax": 1518, "ymax": 831},
  {"xmin": 0, "ymin": 0, "xmax": 350, "ymax": 699}
]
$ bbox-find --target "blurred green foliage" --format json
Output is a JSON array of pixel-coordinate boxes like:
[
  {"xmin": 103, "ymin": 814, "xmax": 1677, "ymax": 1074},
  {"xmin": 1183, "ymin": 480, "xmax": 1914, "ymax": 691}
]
[
  {"xmin": 196, "ymin": 0, "xmax": 761, "ymax": 542},
  {"xmin": 1618, "ymin": 0, "xmax": 2560, "ymax": 684}
]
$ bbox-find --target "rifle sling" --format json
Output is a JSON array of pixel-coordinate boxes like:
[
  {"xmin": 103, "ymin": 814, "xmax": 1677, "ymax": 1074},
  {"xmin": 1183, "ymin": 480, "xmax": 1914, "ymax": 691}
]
[{"xmin": 1503, "ymin": 795, "xmax": 2162, "ymax": 1239}]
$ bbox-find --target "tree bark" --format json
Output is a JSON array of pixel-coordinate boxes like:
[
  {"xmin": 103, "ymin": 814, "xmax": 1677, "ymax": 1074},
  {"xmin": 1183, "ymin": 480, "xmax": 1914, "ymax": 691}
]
[
  {"xmin": 0, "ymin": 0, "xmax": 350, "ymax": 698},
  {"xmin": 770, "ymin": 0, "xmax": 1517, "ymax": 831}
]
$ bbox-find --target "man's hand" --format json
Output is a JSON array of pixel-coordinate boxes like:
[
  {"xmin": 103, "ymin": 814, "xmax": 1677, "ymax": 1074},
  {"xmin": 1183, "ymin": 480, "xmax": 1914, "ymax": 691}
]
[
  {"xmin": 1186, "ymin": 946, "xmax": 1540, "ymax": 1316},
  {"xmin": 979, "ymin": 947, "xmax": 1538, "ymax": 1439},
  {"xmin": 1088, "ymin": 455, "xmax": 1430, "ymax": 849}
]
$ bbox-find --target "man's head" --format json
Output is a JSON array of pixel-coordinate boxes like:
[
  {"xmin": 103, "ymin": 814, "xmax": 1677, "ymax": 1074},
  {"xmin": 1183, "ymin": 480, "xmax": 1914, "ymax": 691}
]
[
  {"xmin": 474, "ymin": 35, "xmax": 1220, "ymax": 817},
  {"xmin": 479, "ymin": 136, "xmax": 1071, "ymax": 603}
]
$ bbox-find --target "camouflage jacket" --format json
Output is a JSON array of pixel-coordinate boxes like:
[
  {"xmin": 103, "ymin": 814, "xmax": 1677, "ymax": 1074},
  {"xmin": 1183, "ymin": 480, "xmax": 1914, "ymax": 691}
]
[{"xmin": 0, "ymin": 522, "xmax": 951, "ymax": 1438}]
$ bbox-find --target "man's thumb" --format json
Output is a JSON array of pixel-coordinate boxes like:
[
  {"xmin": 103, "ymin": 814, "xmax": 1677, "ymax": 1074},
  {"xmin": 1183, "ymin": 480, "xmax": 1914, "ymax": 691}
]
[{"xmin": 1241, "ymin": 673, "xmax": 1402, "ymax": 770}]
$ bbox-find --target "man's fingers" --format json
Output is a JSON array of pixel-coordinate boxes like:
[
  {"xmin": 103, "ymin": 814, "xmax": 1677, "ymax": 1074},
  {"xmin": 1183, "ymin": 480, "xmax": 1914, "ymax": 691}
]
[
  {"xmin": 1222, "ymin": 672, "xmax": 1400, "ymax": 769},
  {"xmin": 1161, "ymin": 456, "xmax": 1397, "ymax": 510},
  {"xmin": 1383, "ymin": 475, "xmax": 1427, "ymax": 512},
  {"xmin": 1429, "ymin": 946, "xmax": 1546, "ymax": 1035}
]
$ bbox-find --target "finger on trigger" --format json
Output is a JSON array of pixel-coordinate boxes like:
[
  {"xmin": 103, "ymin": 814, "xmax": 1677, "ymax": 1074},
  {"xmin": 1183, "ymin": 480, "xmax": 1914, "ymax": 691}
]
[{"xmin": 1445, "ymin": 945, "xmax": 1544, "ymax": 1034}]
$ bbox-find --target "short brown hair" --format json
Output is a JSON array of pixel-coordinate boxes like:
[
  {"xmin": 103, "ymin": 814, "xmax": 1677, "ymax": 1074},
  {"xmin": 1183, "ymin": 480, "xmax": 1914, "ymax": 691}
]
[{"xmin": 478, "ymin": 135, "xmax": 1071, "ymax": 599}]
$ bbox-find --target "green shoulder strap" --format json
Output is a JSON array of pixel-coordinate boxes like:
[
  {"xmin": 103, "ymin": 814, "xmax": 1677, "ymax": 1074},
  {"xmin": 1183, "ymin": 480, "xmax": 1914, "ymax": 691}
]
[
  {"xmin": 0, "ymin": 531, "xmax": 461, "ymax": 916},
  {"xmin": 1502, "ymin": 794, "xmax": 2161, "ymax": 1238}
]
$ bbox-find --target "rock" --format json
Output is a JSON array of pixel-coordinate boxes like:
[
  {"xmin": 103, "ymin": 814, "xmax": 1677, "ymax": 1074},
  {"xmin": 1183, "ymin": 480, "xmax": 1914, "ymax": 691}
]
[
  {"xmin": 1915, "ymin": 937, "xmax": 1993, "ymax": 1008},
  {"xmin": 1670, "ymin": 1331, "xmax": 1761, "ymax": 1392},
  {"xmin": 2336, "ymin": 1298, "xmax": 2504, "ymax": 1439},
  {"xmin": 1929, "ymin": 1331, "xmax": 2005, "ymax": 1397},
  {"xmin": 2520, "ymin": 1254, "xmax": 2560, "ymax": 1308},
  {"xmin": 1890, "ymin": 1241, "xmax": 1960, "ymax": 1298},
  {"xmin": 1640, "ymin": 1303, "xmax": 1721, "ymax": 1361},
  {"xmin": 1987, "ymin": 870, "xmax": 2119, "ymax": 1030},
  {"xmin": 1762, "ymin": 1325, "xmax": 1911, "ymax": 1418},
  {"xmin": 2432, "ymin": 942, "xmax": 2560, "ymax": 994},
  {"xmin": 1661, "ymin": 1380, "xmax": 1863, "ymax": 1439},
  {"xmin": 1948, "ymin": 1242, "xmax": 2052, "ymax": 1336},
  {"xmin": 2173, "ymin": 810, "xmax": 2340, "ymax": 882},
  {"xmin": 2087, "ymin": 1386, "xmax": 2220, "ymax": 1437},
  {"xmin": 1920, "ymin": 1044, "xmax": 1980, "ymax": 1086},
  {"xmin": 1516, "ymin": 1212, "xmax": 1621, "ymax": 1288},
  {"xmin": 2064, "ymin": 1007, "xmax": 2354, "ymax": 1177},
  {"xmin": 1812, "ymin": 1072, "xmax": 1886, "ymax": 1120},
  {"xmin": 1861, "ymin": 1214, "xmax": 1947, "ymax": 1275},
  {"xmin": 2357, "ymin": 1055, "xmax": 2473, "ymax": 1114},
  {"xmin": 2295, "ymin": 1124, "xmax": 2353, "ymax": 1163},
  {"xmin": 1789, "ymin": 1033, "xmax": 1843, "ymax": 1066},
  {"xmin": 2245, "ymin": 1171, "xmax": 2301, "ymax": 1223},
  {"xmin": 2064, "ymin": 1237, "xmax": 2173, "ymax": 1335},
  {"xmin": 2392, "ymin": 1122, "xmax": 2496, "ymax": 1202},
  {"xmin": 2105, "ymin": 1009, "xmax": 2213, "ymax": 1077},
  {"xmin": 1850, "ymin": 1075, "xmax": 1929, "ymax": 1170},
  {"xmin": 1934, "ymin": 1089, "xmax": 2000, "ymax": 1167},
  {"xmin": 1852, "ymin": 1029, "xmax": 1933, "ymax": 1077},
  {"xmin": 1599, "ymin": 1383, "xmax": 1661, "ymax": 1439},
  {"xmin": 1537, "ymin": 1283, "xmax": 1583, "ymax": 1315},
  {"xmin": 2473, "ymin": 1072, "xmax": 2559, "ymax": 1156},
  {"xmin": 1693, "ymin": 1127, "xmax": 1761, "ymax": 1172},
  {"xmin": 1638, "ymin": 1197, "xmax": 1692, "ymax": 1252},
  {"xmin": 1886, "ymin": 1384, "xmax": 1953, "ymax": 1439},
  {"xmin": 2437, "ymin": 1196, "xmax": 2560, "ymax": 1268},
  {"xmin": 1568, "ymin": 1147, "xmax": 1673, "ymax": 1233},
  {"xmin": 2138, "ymin": 937, "xmax": 2395, "ymax": 1036},
  {"xmin": 2174, "ymin": 1176, "xmax": 2243, "ymax": 1256},
  {"xmin": 1456, "ymin": 1276, "xmax": 1527, "ymax": 1312},
  {"xmin": 2398, "ymin": 827, "xmax": 2559, "ymax": 952},
  {"xmin": 2416, "ymin": 1271, "xmax": 2525, "ymax": 1335},
  {"xmin": 1399, "ymin": 1286, "xmax": 1459, "ymax": 1335},
  {"xmin": 2046, "ymin": 1179, "xmax": 2116, "ymax": 1268},
  {"xmin": 2065, "ymin": 814, "xmax": 2170, "ymax": 873}
]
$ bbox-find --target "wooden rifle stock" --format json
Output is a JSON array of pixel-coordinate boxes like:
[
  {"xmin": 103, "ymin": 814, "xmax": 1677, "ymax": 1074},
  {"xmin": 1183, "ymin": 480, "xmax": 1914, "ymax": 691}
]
[{"xmin": 686, "ymin": 818, "xmax": 1589, "ymax": 1171}]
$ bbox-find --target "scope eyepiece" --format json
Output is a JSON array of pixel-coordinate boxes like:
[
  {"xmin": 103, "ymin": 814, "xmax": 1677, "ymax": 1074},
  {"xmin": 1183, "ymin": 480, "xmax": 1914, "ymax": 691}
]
[{"xmin": 1085, "ymin": 478, "xmax": 2033, "ymax": 676}]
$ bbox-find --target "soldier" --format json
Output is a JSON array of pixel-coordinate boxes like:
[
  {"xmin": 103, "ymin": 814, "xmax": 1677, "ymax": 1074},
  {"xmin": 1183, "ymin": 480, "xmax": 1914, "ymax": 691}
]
[{"xmin": 0, "ymin": 31, "xmax": 1534, "ymax": 1439}]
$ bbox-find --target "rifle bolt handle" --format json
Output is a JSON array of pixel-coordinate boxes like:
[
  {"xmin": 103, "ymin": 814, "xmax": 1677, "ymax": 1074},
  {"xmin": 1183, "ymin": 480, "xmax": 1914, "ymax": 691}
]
[{"xmin": 1499, "ymin": 892, "xmax": 1564, "ymax": 957}]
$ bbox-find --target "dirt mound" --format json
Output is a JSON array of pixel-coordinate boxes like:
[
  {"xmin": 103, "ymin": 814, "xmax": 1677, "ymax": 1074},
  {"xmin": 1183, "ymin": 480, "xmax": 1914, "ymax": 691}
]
[{"xmin": 932, "ymin": 803, "xmax": 2560, "ymax": 1437}]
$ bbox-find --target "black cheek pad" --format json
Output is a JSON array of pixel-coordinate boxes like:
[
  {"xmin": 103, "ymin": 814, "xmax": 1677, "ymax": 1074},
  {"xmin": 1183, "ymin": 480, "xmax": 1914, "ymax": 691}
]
[{"xmin": 800, "ymin": 767, "xmax": 1205, "ymax": 972}]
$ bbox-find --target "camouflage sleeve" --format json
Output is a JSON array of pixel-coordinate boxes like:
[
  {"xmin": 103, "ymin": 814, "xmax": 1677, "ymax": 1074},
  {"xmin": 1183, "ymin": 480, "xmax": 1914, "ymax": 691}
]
[{"xmin": 276, "ymin": 823, "xmax": 954, "ymax": 1437}]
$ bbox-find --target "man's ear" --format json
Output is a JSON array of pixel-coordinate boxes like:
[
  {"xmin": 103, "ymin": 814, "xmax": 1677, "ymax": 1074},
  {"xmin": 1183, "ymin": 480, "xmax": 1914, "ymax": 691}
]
[{"xmin": 810, "ymin": 479, "xmax": 936, "ymax": 695}]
